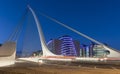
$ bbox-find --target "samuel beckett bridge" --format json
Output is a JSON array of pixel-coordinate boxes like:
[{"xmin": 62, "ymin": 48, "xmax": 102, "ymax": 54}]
[{"xmin": 0, "ymin": 5, "xmax": 120, "ymax": 67}]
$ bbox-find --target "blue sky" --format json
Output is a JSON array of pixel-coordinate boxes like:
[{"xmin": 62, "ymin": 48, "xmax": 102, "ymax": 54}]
[{"xmin": 0, "ymin": 0, "xmax": 120, "ymax": 50}]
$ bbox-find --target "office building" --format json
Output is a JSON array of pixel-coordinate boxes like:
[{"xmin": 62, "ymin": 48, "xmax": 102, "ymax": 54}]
[{"xmin": 47, "ymin": 35, "xmax": 80, "ymax": 56}]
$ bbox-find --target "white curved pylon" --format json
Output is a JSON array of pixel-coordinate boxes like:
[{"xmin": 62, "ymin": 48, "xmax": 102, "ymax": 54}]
[{"xmin": 28, "ymin": 5, "xmax": 56, "ymax": 56}]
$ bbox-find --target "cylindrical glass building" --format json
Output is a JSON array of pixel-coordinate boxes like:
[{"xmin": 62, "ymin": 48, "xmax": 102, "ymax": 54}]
[{"xmin": 59, "ymin": 35, "xmax": 77, "ymax": 56}]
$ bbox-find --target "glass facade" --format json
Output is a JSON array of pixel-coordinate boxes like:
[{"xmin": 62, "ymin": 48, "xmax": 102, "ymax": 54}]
[
  {"xmin": 47, "ymin": 35, "xmax": 80, "ymax": 56},
  {"xmin": 93, "ymin": 45, "xmax": 109, "ymax": 57},
  {"xmin": 59, "ymin": 36, "xmax": 77, "ymax": 56},
  {"xmin": 86, "ymin": 46, "xmax": 90, "ymax": 57},
  {"xmin": 81, "ymin": 45, "xmax": 86, "ymax": 57},
  {"xmin": 47, "ymin": 39, "xmax": 62, "ymax": 55},
  {"xmin": 80, "ymin": 44, "xmax": 94, "ymax": 57}
]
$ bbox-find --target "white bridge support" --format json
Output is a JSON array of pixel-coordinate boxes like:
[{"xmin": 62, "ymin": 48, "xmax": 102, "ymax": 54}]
[
  {"xmin": 103, "ymin": 46, "xmax": 120, "ymax": 57},
  {"xmin": 28, "ymin": 6, "xmax": 56, "ymax": 56},
  {"xmin": 0, "ymin": 42, "xmax": 16, "ymax": 67}
]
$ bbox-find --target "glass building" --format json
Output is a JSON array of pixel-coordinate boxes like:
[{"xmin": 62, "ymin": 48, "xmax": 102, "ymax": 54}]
[
  {"xmin": 93, "ymin": 45, "xmax": 107, "ymax": 57},
  {"xmin": 86, "ymin": 46, "xmax": 90, "ymax": 57},
  {"xmin": 80, "ymin": 45, "xmax": 86, "ymax": 57},
  {"xmin": 59, "ymin": 35, "xmax": 77, "ymax": 56},
  {"xmin": 80, "ymin": 44, "xmax": 94, "ymax": 57},
  {"xmin": 47, "ymin": 35, "xmax": 80, "ymax": 56},
  {"xmin": 47, "ymin": 39, "xmax": 62, "ymax": 55}
]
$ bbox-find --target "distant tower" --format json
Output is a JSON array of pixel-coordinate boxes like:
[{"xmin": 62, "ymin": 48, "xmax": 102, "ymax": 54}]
[
  {"xmin": 86, "ymin": 45, "xmax": 90, "ymax": 57},
  {"xmin": 89, "ymin": 42, "xmax": 94, "ymax": 57},
  {"xmin": 73, "ymin": 40, "xmax": 80, "ymax": 56},
  {"xmin": 81, "ymin": 44, "xmax": 86, "ymax": 57}
]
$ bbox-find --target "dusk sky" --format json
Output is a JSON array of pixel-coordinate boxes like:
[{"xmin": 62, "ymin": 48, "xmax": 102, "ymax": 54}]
[{"xmin": 0, "ymin": 0, "xmax": 120, "ymax": 50}]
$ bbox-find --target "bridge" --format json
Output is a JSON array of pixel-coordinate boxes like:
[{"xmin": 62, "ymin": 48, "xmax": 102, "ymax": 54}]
[{"xmin": 0, "ymin": 5, "xmax": 120, "ymax": 67}]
